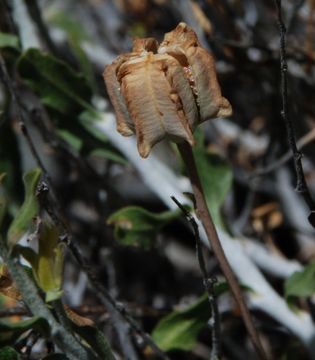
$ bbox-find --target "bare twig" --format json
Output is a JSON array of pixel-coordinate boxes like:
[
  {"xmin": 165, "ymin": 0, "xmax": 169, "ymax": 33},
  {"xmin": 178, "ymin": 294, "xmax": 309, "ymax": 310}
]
[
  {"xmin": 250, "ymin": 128, "xmax": 315, "ymax": 178},
  {"xmin": 23, "ymin": 330, "xmax": 41, "ymax": 359},
  {"xmin": 171, "ymin": 195, "xmax": 221, "ymax": 359},
  {"xmin": 94, "ymin": 112, "xmax": 315, "ymax": 354},
  {"xmin": 66, "ymin": 238, "xmax": 168, "ymax": 359},
  {"xmin": 0, "ymin": 237, "xmax": 96, "ymax": 360},
  {"xmin": 207, "ymin": 277, "xmax": 221, "ymax": 360},
  {"xmin": 0, "ymin": 49, "xmax": 166, "ymax": 360},
  {"xmin": 0, "ymin": 303, "xmax": 164, "ymax": 319},
  {"xmin": 177, "ymin": 142, "xmax": 266, "ymax": 360},
  {"xmin": 0, "ymin": 53, "xmax": 48, "ymax": 179},
  {"xmin": 274, "ymin": 0, "xmax": 315, "ymax": 227},
  {"xmin": 0, "ymin": 306, "xmax": 29, "ymax": 317}
]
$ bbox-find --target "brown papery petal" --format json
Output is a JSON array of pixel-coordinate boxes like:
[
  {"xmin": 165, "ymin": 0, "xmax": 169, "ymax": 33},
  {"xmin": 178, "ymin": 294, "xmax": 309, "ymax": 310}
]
[
  {"xmin": 160, "ymin": 22, "xmax": 200, "ymax": 51},
  {"xmin": 103, "ymin": 22, "xmax": 232, "ymax": 158},
  {"xmin": 186, "ymin": 46, "xmax": 232, "ymax": 122},
  {"xmin": 163, "ymin": 56, "xmax": 199, "ymax": 130},
  {"xmin": 103, "ymin": 56, "xmax": 135, "ymax": 136},
  {"xmin": 118, "ymin": 54, "xmax": 194, "ymax": 157},
  {"xmin": 159, "ymin": 23, "xmax": 232, "ymax": 123}
]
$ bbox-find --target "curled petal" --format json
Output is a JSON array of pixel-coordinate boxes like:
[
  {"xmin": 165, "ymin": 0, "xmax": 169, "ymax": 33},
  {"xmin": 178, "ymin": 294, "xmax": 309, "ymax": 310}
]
[
  {"xmin": 163, "ymin": 56, "xmax": 199, "ymax": 130},
  {"xmin": 186, "ymin": 46, "xmax": 232, "ymax": 121},
  {"xmin": 160, "ymin": 22, "xmax": 200, "ymax": 51},
  {"xmin": 159, "ymin": 22, "xmax": 232, "ymax": 122},
  {"xmin": 103, "ymin": 57, "xmax": 135, "ymax": 136},
  {"xmin": 118, "ymin": 54, "xmax": 194, "ymax": 157},
  {"xmin": 103, "ymin": 22, "xmax": 232, "ymax": 158}
]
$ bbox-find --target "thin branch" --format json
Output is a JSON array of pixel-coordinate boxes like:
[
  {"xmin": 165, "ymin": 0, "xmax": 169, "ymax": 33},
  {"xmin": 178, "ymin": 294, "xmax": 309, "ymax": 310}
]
[
  {"xmin": 0, "ymin": 303, "xmax": 164, "ymax": 319},
  {"xmin": 0, "ymin": 49, "xmax": 166, "ymax": 360},
  {"xmin": 94, "ymin": 112, "xmax": 315, "ymax": 354},
  {"xmin": 177, "ymin": 142, "xmax": 266, "ymax": 360},
  {"xmin": 207, "ymin": 277, "xmax": 221, "ymax": 360},
  {"xmin": 171, "ymin": 195, "xmax": 221, "ymax": 360},
  {"xmin": 274, "ymin": 0, "xmax": 315, "ymax": 227},
  {"xmin": 170, "ymin": 196, "xmax": 209, "ymax": 280},
  {"xmin": 37, "ymin": 177, "xmax": 159, "ymax": 357},
  {"xmin": 23, "ymin": 330, "xmax": 41, "ymax": 359},
  {"xmin": 0, "ymin": 53, "xmax": 49, "ymax": 180},
  {"xmin": 66, "ymin": 237, "xmax": 169, "ymax": 360},
  {"xmin": 0, "ymin": 307, "xmax": 29, "ymax": 317},
  {"xmin": 0, "ymin": 237, "xmax": 95, "ymax": 360},
  {"xmin": 250, "ymin": 128, "xmax": 315, "ymax": 178}
]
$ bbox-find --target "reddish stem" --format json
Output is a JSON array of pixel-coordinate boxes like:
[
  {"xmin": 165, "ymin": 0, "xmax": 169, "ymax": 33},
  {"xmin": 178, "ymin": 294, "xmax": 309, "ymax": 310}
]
[{"xmin": 177, "ymin": 141, "xmax": 267, "ymax": 360}]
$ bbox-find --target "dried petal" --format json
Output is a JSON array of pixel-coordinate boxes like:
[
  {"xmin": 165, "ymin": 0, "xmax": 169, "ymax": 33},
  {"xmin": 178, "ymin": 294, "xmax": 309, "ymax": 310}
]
[
  {"xmin": 187, "ymin": 46, "xmax": 232, "ymax": 120},
  {"xmin": 103, "ymin": 56, "xmax": 135, "ymax": 136},
  {"xmin": 118, "ymin": 53, "xmax": 194, "ymax": 157},
  {"xmin": 163, "ymin": 57, "xmax": 199, "ymax": 130},
  {"xmin": 104, "ymin": 39, "xmax": 159, "ymax": 137},
  {"xmin": 159, "ymin": 22, "xmax": 232, "ymax": 122},
  {"xmin": 103, "ymin": 22, "xmax": 232, "ymax": 158}
]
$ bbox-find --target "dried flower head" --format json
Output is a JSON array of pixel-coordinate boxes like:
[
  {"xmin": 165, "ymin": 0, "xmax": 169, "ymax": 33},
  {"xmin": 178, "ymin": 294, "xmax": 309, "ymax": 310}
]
[{"xmin": 103, "ymin": 22, "xmax": 232, "ymax": 158}]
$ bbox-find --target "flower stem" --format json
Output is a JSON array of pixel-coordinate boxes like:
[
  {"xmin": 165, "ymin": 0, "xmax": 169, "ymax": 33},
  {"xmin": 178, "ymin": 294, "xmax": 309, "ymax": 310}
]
[{"xmin": 177, "ymin": 141, "xmax": 267, "ymax": 360}]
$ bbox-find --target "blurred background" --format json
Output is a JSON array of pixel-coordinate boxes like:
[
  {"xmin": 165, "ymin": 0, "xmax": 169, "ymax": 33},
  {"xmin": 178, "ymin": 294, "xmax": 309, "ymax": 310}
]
[{"xmin": 1, "ymin": 0, "xmax": 315, "ymax": 359}]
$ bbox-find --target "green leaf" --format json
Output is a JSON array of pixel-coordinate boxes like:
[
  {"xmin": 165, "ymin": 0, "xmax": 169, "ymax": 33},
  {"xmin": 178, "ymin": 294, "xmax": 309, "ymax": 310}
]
[
  {"xmin": 17, "ymin": 49, "xmax": 92, "ymax": 115},
  {"xmin": 17, "ymin": 222, "xmax": 64, "ymax": 302},
  {"xmin": 285, "ymin": 262, "xmax": 315, "ymax": 302},
  {"xmin": 192, "ymin": 129, "xmax": 232, "ymax": 227},
  {"xmin": 0, "ymin": 346, "xmax": 19, "ymax": 360},
  {"xmin": 57, "ymin": 129, "xmax": 83, "ymax": 152},
  {"xmin": 7, "ymin": 168, "xmax": 41, "ymax": 248},
  {"xmin": 151, "ymin": 283, "xmax": 232, "ymax": 352},
  {"xmin": 152, "ymin": 293, "xmax": 212, "ymax": 352},
  {"xmin": 79, "ymin": 110, "xmax": 108, "ymax": 142},
  {"xmin": 72, "ymin": 325, "xmax": 115, "ymax": 360},
  {"xmin": 108, "ymin": 206, "xmax": 182, "ymax": 250},
  {"xmin": 36, "ymin": 223, "xmax": 64, "ymax": 302},
  {"xmin": 90, "ymin": 148, "xmax": 127, "ymax": 165},
  {"xmin": 0, "ymin": 317, "xmax": 50, "ymax": 346},
  {"xmin": 0, "ymin": 33, "xmax": 20, "ymax": 50}
]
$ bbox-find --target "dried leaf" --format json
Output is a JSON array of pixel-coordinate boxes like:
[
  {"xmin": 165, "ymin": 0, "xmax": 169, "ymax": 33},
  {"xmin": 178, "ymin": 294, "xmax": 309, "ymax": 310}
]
[{"xmin": 104, "ymin": 57, "xmax": 135, "ymax": 136}]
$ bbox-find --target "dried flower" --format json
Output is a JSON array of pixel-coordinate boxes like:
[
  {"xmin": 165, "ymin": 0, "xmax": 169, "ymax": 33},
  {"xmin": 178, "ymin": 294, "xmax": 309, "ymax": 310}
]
[{"xmin": 103, "ymin": 22, "xmax": 232, "ymax": 158}]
